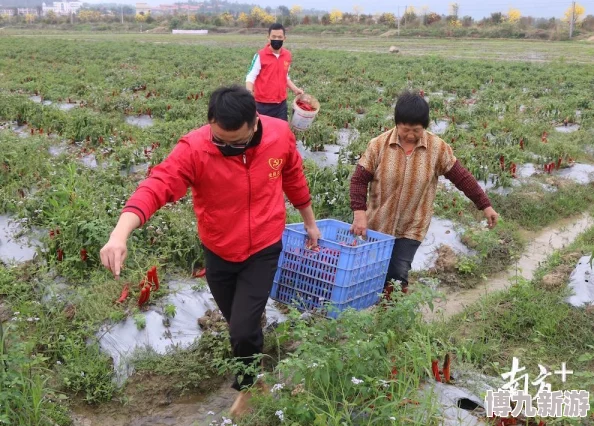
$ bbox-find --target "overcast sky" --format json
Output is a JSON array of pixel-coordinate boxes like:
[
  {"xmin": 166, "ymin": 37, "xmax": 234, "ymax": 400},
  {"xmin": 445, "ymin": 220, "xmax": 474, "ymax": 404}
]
[
  {"xmin": 88, "ymin": 0, "xmax": 593, "ymax": 20},
  {"xmin": 259, "ymin": 0, "xmax": 594, "ymax": 19}
]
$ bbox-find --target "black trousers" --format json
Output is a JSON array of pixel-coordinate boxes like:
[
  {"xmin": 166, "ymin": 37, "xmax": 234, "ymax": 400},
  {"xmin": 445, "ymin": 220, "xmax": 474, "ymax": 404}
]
[
  {"xmin": 385, "ymin": 238, "xmax": 421, "ymax": 290},
  {"xmin": 203, "ymin": 240, "xmax": 282, "ymax": 391},
  {"xmin": 256, "ymin": 100, "xmax": 288, "ymax": 121}
]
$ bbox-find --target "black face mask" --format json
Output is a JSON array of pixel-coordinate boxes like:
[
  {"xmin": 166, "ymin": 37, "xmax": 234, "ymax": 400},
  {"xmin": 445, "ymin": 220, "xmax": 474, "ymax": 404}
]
[
  {"xmin": 217, "ymin": 144, "xmax": 248, "ymax": 157},
  {"xmin": 270, "ymin": 40, "xmax": 284, "ymax": 50},
  {"xmin": 215, "ymin": 122, "xmax": 263, "ymax": 157}
]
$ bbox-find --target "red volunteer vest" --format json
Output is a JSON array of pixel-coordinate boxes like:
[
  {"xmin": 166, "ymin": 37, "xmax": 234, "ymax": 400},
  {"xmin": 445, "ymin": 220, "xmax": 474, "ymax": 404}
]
[{"xmin": 254, "ymin": 45, "xmax": 291, "ymax": 104}]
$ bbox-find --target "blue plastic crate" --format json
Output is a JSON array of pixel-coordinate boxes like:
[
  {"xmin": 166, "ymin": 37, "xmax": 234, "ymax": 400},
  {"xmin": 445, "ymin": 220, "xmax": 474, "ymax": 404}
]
[{"xmin": 271, "ymin": 219, "xmax": 396, "ymax": 319}]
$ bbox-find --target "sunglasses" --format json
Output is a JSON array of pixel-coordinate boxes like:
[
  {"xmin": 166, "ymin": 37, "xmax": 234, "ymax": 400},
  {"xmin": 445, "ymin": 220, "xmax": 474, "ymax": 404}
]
[{"xmin": 210, "ymin": 128, "xmax": 254, "ymax": 149}]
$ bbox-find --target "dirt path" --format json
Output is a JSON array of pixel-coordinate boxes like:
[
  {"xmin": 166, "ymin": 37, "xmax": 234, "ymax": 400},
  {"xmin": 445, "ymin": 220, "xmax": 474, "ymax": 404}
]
[
  {"xmin": 71, "ymin": 380, "xmax": 237, "ymax": 426},
  {"xmin": 422, "ymin": 213, "xmax": 593, "ymax": 322}
]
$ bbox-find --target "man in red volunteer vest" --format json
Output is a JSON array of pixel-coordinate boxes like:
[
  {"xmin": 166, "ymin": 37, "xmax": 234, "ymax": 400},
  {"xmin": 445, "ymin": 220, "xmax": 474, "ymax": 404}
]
[
  {"xmin": 99, "ymin": 85, "xmax": 321, "ymax": 418},
  {"xmin": 245, "ymin": 23, "xmax": 303, "ymax": 121}
]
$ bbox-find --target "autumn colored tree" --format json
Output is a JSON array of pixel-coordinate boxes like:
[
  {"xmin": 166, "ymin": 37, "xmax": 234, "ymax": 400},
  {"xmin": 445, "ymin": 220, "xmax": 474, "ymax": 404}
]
[
  {"xmin": 329, "ymin": 9, "xmax": 343, "ymax": 24},
  {"xmin": 507, "ymin": 8, "xmax": 521, "ymax": 23},
  {"xmin": 563, "ymin": 3, "xmax": 586, "ymax": 26},
  {"xmin": 378, "ymin": 12, "xmax": 396, "ymax": 27}
]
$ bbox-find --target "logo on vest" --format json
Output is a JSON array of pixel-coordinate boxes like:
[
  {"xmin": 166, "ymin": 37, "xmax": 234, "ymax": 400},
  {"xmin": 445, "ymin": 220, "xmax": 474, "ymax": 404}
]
[
  {"xmin": 284, "ymin": 61, "xmax": 290, "ymax": 69},
  {"xmin": 268, "ymin": 158, "xmax": 283, "ymax": 179}
]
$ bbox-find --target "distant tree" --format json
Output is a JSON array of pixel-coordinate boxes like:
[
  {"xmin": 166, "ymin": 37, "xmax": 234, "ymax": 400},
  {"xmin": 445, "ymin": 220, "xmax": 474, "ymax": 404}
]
[
  {"xmin": 219, "ymin": 11, "xmax": 234, "ymax": 25},
  {"xmin": 329, "ymin": 8, "xmax": 342, "ymax": 24},
  {"xmin": 278, "ymin": 5, "xmax": 290, "ymax": 17},
  {"xmin": 461, "ymin": 15, "xmax": 473, "ymax": 27},
  {"xmin": 507, "ymin": 8, "xmax": 521, "ymax": 23},
  {"xmin": 562, "ymin": 3, "xmax": 586, "ymax": 26},
  {"xmin": 491, "ymin": 12, "xmax": 503, "ymax": 24},
  {"xmin": 321, "ymin": 13, "xmax": 330, "ymax": 25},
  {"xmin": 378, "ymin": 12, "xmax": 396, "ymax": 27},
  {"xmin": 426, "ymin": 12, "xmax": 441, "ymax": 25},
  {"xmin": 449, "ymin": 2, "xmax": 459, "ymax": 18},
  {"xmin": 301, "ymin": 14, "xmax": 310, "ymax": 25},
  {"xmin": 582, "ymin": 14, "xmax": 594, "ymax": 31}
]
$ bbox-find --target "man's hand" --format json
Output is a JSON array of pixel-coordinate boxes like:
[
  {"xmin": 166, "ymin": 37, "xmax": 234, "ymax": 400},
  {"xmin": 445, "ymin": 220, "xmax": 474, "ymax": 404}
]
[
  {"xmin": 100, "ymin": 234, "xmax": 128, "ymax": 279},
  {"xmin": 305, "ymin": 223, "xmax": 322, "ymax": 248},
  {"xmin": 351, "ymin": 210, "xmax": 368, "ymax": 237},
  {"xmin": 293, "ymin": 87, "xmax": 304, "ymax": 96},
  {"xmin": 483, "ymin": 206, "xmax": 499, "ymax": 229}
]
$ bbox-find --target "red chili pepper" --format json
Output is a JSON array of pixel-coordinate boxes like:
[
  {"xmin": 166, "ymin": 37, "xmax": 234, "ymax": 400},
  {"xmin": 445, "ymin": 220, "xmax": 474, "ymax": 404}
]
[
  {"xmin": 148, "ymin": 266, "xmax": 159, "ymax": 291},
  {"xmin": 57, "ymin": 248, "xmax": 64, "ymax": 262},
  {"xmin": 80, "ymin": 249, "xmax": 88, "ymax": 261},
  {"xmin": 116, "ymin": 284, "xmax": 130, "ymax": 303},
  {"xmin": 296, "ymin": 99, "xmax": 316, "ymax": 112},
  {"xmin": 49, "ymin": 230, "xmax": 55, "ymax": 239},
  {"xmin": 443, "ymin": 353, "xmax": 451, "ymax": 383},
  {"xmin": 193, "ymin": 267, "xmax": 207, "ymax": 278},
  {"xmin": 510, "ymin": 163, "xmax": 517, "ymax": 178},
  {"xmin": 499, "ymin": 155, "xmax": 505, "ymax": 171},
  {"xmin": 557, "ymin": 157, "xmax": 562, "ymax": 169},
  {"xmin": 390, "ymin": 357, "xmax": 398, "ymax": 378},
  {"xmin": 138, "ymin": 284, "xmax": 151, "ymax": 306},
  {"xmin": 432, "ymin": 359, "xmax": 442, "ymax": 382},
  {"xmin": 519, "ymin": 138, "xmax": 524, "ymax": 150}
]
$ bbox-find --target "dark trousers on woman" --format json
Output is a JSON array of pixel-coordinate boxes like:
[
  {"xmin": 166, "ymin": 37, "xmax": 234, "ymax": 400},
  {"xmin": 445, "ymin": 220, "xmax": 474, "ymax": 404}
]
[
  {"xmin": 383, "ymin": 238, "xmax": 421, "ymax": 298},
  {"xmin": 256, "ymin": 100, "xmax": 288, "ymax": 121},
  {"xmin": 203, "ymin": 240, "xmax": 282, "ymax": 391}
]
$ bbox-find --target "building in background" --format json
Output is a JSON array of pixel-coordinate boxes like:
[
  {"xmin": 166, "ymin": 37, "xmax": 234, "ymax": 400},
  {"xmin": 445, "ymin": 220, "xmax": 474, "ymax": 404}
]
[
  {"xmin": 135, "ymin": 2, "xmax": 150, "ymax": 15},
  {"xmin": 42, "ymin": 1, "xmax": 82, "ymax": 16}
]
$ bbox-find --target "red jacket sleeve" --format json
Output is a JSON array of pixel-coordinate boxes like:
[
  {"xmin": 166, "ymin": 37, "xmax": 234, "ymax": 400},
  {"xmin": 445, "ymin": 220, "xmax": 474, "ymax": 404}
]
[
  {"xmin": 281, "ymin": 127, "xmax": 312, "ymax": 209},
  {"xmin": 122, "ymin": 137, "xmax": 197, "ymax": 225}
]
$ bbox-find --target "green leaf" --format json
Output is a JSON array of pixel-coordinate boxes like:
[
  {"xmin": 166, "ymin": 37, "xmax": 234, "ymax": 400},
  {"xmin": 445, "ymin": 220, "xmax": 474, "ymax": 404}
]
[{"xmin": 577, "ymin": 353, "xmax": 594, "ymax": 362}]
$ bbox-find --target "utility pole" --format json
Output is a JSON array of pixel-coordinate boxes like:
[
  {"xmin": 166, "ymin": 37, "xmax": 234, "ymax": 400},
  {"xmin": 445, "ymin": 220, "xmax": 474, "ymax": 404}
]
[
  {"xmin": 404, "ymin": 4, "xmax": 407, "ymax": 29},
  {"xmin": 569, "ymin": 1, "xmax": 575, "ymax": 38},
  {"xmin": 397, "ymin": 5, "xmax": 400, "ymax": 36}
]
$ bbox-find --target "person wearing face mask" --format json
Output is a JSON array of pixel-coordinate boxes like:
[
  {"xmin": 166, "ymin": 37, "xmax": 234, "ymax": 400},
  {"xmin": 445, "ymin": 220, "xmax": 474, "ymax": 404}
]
[
  {"xmin": 99, "ymin": 85, "xmax": 321, "ymax": 418},
  {"xmin": 245, "ymin": 23, "xmax": 304, "ymax": 121},
  {"xmin": 350, "ymin": 90, "xmax": 499, "ymax": 299}
]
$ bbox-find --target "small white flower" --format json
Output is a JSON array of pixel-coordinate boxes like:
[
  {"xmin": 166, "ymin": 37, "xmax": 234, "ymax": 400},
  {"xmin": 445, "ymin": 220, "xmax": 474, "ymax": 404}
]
[
  {"xmin": 11, "ymin": 317, "xmax": 17, "ymax": 321},
  {"xmin": 80, "ymin": 372, "xmax": 85, "ymax": 377},
  {"xmin": 34, "ymin": 317, "xmax": 40, "ymax": 321},
  {"xmin": 27, "ymin": 317, "xmax": 34, "ymax": 322},
  {"xmin": 56, "ymin": 361, "xmax": 62, "ymax": 365},
  {"xmin": 390, "ymin": 417, "xmax": 396, "ymax": 421},
  {"xmin": 275, "ymin": 410, "xmax": 284, "ymax": 421},
  {"xmin": 220, "ymin": 418, "xmax": 232, "ymax": 425},
  {"xmin": 351, "ymin": 377, "xmax": 363, "ymax": 385},
  {"xmin": 13, "ymin": 312, "xmax": 20, "ymax": 315},
  {"xmin": 256, "ymin": 373, "xmax": 265, "ymax": 379},
  {"xmin": 271, "ymin": 383, "xmax": 284, "ymax": 393},
  {"xmin": 309, "ymin": 362, "xmax": 319, "ymax": 368},
  {"xmin": 380, "ymin": 380, "xmax": 389, "ymax": 388}
]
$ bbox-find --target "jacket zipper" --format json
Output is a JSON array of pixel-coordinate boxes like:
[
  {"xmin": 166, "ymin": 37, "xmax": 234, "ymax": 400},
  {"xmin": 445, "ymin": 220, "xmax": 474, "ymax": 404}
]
[{"xmin": 243, "ymin": 153, "xmax": 252, "ymax": 254}]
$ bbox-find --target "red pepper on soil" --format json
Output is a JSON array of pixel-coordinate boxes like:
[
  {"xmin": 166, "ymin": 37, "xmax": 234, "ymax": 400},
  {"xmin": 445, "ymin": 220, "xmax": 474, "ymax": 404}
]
[
  {"xmin": 80, "ymin": 248, "xmax": 88, "ymax": 261},
  {"xmin": 519, "ymin": 138, "xmax": 524, "ymax": 150},
  {"xmin": 193, "ymin": 267, "xmax": 207, "ymax": 278},
  {"xmin": 432, "ymin": 359, "xmax": 442, "ymax": 382},
  {"xmin": 116, "ymin": 284, "xmax": 129, "ymax": 303},
  {"xmin": 443, "ymin": 353, "xmax": 451, "ymax": 383},
  {"xmin": 557, "ymin": 157, "xmax": 562, "ymax": 169},
  {"xmin": 499, "ymin": 155, "xmax": 505, "ymax": 171},
  {"xmin": 57, "ymin": 248, "xmax": 64, "ymax": 262}
]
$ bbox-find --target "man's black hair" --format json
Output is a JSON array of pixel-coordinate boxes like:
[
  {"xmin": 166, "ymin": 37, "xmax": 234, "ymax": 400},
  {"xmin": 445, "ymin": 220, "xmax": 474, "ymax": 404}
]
[
  {"xmin": 394, "ymin": 90, "xmax": 430, "ymax": 129},
  {"xmin": 268, "ymin": 23, "xmax": 285, "ymax": 35},
  {"xmin": 207, "ymin": 85, "xmax": 257, "ymax": 131}
]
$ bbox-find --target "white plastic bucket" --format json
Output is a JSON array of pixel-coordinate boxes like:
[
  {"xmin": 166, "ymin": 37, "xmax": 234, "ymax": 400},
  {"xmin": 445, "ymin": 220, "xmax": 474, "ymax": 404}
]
[{"xmin": 290, "ymin": 94, "xmax": 320, "ymax": 131}]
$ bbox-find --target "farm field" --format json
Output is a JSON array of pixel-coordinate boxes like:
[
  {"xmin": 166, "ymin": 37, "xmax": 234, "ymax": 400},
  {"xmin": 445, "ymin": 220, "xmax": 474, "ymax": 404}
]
[{"xmin": 0, "ymin": 33, "xmax": 594, "ymax": 426}]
